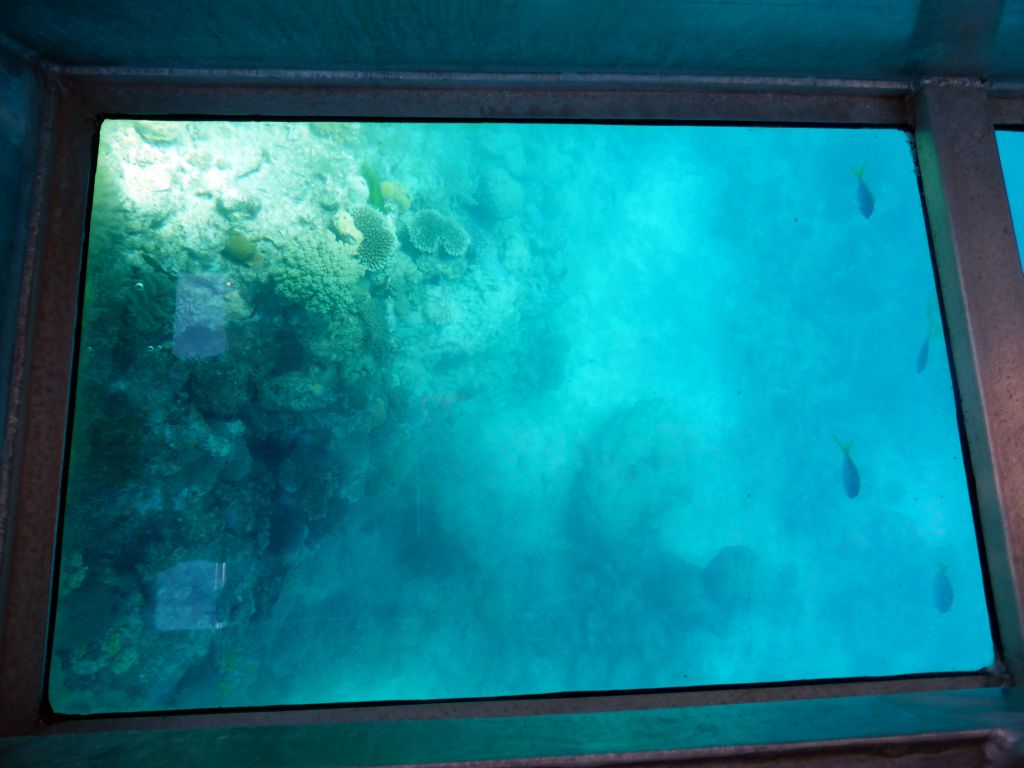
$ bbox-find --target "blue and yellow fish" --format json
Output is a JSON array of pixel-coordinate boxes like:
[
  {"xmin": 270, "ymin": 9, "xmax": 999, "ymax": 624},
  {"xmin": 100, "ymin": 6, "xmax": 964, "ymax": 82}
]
[
  {"xmin": 832, "ymin": 435, "xmax": 860, "ymax": 499},
  {"xmin": 851, "ymin": 165, "xmax": 874, "ymax": 219}
]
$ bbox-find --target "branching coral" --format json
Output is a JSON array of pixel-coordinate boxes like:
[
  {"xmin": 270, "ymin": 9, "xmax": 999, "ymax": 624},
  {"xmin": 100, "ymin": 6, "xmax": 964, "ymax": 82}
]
[
  {"xmin": 274, "ymin": 240, "xmax": 366, "ymax": 315},
  {"xmin": 407, "ymin": 209, "xmax": 471, "ymax": 258},
  {"xmin": 351, "ymin": 205, "xmax": 397, "ymax": 271}
]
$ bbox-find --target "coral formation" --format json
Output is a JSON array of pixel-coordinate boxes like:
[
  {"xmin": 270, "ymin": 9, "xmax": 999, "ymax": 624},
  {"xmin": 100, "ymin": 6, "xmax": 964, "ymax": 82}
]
[
  {"xmin": 274, "ymin": 240, "xmax": 367, "ymax": 315},
  {"xmin": 351, "ymin": 205, "xmax": 397, "ymax": 271},
  {"xmin": 480, "ymin": 168, "xmax": 524, "ymax": 219},
  {"xmin": 309, "ymin": 122, "xmax": 358, "ymax": 143},
  {"xmin": 258, "ymin": 369, "xmax": 338, "ymax": 411},
  {"xmin": 381, "ymin": 180, "xmax": 411, "ymax": 211},
  {"xmin": 133, "ymin": 120, "xmax": 186, "ymax": 145},
  {"xmin": 316, "ymin": 188, "xmax": 342, "ymax": 210},
  {"xmin": 357, "ymin": 294, "xmax": 390, "ymax": 358},
  {"xmin": 360, "ymin": 163, "xmax": 385, "ymax": 209},
  {"xmin": 424, "ymin": 285, "xmax": 459, "ymax": 326},
  {"xmin": 58, "ymin": 550, "xmax": 88, "ymax": 598},
  {"xmin": 217, "ymin": 189, "xmax": 262, "ymax": 222},
  {"xmin": 330, "ymin": 209, "xmax": 364, "ymax": 252},
  {"xmin": 188, "ymin": 362, "xmax": 253, "ymax": 419},
  {"xmin": 53, "ymin": 119, "xmax": 560, "ymax": 713},
  {"xmin": 407, "ymin": 209, "xmax": 471, "ymax": 258},
  {"xmin": 222, "ymin": 232, "xmax": 258, "ymax": 265}
]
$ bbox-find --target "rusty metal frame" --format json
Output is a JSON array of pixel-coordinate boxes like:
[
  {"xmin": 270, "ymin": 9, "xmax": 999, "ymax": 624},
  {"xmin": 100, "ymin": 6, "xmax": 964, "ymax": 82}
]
[{"xmin": 2, "ymin": 70, "xmax": 1024, "ymax": 765}]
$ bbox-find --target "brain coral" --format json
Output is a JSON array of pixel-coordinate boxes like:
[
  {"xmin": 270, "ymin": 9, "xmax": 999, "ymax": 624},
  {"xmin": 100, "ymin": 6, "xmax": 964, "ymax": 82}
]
[
  {"xmin": 222, "ymin": 232, "xmax": 258, "ymax": 265},
  {"xmin": 351, "ymin": 205, "xmax": 396, "ymax": 271},
  {"xmin": 275, "ymin": 240, "xmax": 366, "ymax": 315},
  {"xmin": 407, "ymin": 209, "xmax": 471, "ymax": 258}
]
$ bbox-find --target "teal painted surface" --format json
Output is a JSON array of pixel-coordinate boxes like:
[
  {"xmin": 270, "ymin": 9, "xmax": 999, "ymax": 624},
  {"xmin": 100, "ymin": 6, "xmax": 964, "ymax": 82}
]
[
  {"xmin": 4, "ymin": 688, "xmax": 1024, "ymax": 767},
  {"xmin": 997, "ymin": 130, "xmax": 1024, "ymax": 264},
  {"xmin": 50, "ymin": 121, "xmax": 992, "ymax": 714},
  {"xmin": 0, "ymin": 1, "xmax": 1021, "ymax": 81}
]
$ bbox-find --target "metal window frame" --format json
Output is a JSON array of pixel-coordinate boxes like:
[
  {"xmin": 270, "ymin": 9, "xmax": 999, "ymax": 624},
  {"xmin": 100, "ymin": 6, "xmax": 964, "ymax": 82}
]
[{"xmin": 3, "ymin": 71, "xmax": 1024, "ymax": 766}]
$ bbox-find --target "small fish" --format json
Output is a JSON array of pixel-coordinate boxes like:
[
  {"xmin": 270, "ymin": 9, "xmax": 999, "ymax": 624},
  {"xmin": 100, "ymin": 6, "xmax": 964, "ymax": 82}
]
[
  {"xmin": 934, "ymin": 563, "xmax": 954, "ymax": 613},
  {"xmin": 851, "ymin": 165, "xmax": 874, "ymax": 219},
  {"xmin": 915, "ymin": 336, "xmax": 930, "ymax": 373},
  {"xmin": 832, "ymin": 435, "xmax": 860, "ymax": 499},
  {"xmin": 916, "ymin": 312, "xmax": 942, "ymax": 374}
]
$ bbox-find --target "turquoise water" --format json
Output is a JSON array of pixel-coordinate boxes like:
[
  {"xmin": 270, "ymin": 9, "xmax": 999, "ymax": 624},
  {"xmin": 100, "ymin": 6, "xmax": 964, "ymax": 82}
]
[
  {"xmin": 50, "ymin": 120, "xmax": 993, "ymax": 714},
  {"xmin": 998, "ymin": 130, "xmax": 1024, "ymax": 261}
]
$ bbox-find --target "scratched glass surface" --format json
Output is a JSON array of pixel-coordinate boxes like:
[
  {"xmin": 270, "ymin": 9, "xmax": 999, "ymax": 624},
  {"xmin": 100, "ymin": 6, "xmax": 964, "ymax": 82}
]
[{"xmin": 50, "ymin": 121, "xmax": 992, "ymax": 714}]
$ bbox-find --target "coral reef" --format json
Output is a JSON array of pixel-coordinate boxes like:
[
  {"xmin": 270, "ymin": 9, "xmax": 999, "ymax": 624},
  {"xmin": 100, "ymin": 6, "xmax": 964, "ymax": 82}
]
[
  {"xmin": 330, "ymin": 209, "xmax": 364, "ymax": 252},
  {"xmin": 274, "ymin": 240, "xmax": 366, "ymax": 315},
  {"xmin": 407, "ymin": 209, "xmax": 471, "ymax": 258},
  {"xmin": 351, "ymin": 205, "xmax": 397, "ymax": 271},
  {"xmin": 216, "ymin": 189, "xmax": 262, "ymax": 221},
  {"xmin": 58, "ymin": 550, "xmax": 88, "ymax": 598},
  {"xmin": 381, "ymin": 180, "xmax": 411, "ymax": 211},
  {"xmin": 222, "ymin": 232, "xmax": 259, "ymax": 265},
  {"xmin": 423, "ymin": 285, "xmax": 459, "ymax": 326},
  {"xmin": 480, "ymin": 168, "xmax": 524, "ymax": 219},
  {"xmin": 357, "ymin": 294, "xmax": 390, "ymax": 359},
  {"xmin": 188, "ymin": 361, "xmax": 253, "ymax": 419},
  {"xmin": 258, "ymin": 368, "xmax": 340, "ymax": 412},
  {"xmin": 361, "ymin": 162, "xmax": 385, "ymax": 209},
  {"xmin": 309, "ymin": 122, "xmax": 359, "ymax": 143},
  {"xmin": 52, "ymin": 118, "xmax": 559, "ymax": 713},
  {"xmin": 172, "ymin": 273, "xmax": 230, "ymax": 361},
  {"xmin": 133, "ymin": 120, "xmax": 186, "ymax": 145}
]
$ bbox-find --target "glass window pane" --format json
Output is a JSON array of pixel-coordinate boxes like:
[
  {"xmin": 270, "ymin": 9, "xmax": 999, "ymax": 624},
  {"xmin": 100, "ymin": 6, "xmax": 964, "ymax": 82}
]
[
  {"xmin": 997, "ymin": 129, "xmax": 1024, "ymax": 263},
  {"xmin": 50, "ymin": 120, "xmax": 993, "ymax": 714}
]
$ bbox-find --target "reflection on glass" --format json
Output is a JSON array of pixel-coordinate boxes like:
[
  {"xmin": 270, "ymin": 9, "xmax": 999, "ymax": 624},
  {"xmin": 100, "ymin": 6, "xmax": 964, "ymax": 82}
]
[
  {"xmin": 50, "ymin": 120, "xmax": 993, "ymax": 714},
  {"xmin": 172, "ymin": 273, "xmax": 229, "ymax": 361},
  {"xmin": 155, "ymin": 561, "xmax": 227, "ymax": 631},
  {"xmin": 997, "ymin": 130, "xmax": 1024, "ymax": 265}
]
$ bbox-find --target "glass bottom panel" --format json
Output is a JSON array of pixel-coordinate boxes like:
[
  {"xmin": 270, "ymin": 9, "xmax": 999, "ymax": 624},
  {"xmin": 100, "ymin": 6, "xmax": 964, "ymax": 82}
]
[{"xmin": 50, "ymin": 121, "xmax": 992, "ymax": 713}]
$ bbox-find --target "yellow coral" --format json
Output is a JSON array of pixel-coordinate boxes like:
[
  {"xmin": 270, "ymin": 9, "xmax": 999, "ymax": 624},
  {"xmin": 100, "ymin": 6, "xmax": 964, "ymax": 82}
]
[
  {"xmin": 381, "ymin": 180, "xmax": 411, "ymax": 211},
  {"xmin": 330, "ymin": 209, "xmax": 364, "ymax": 253}
]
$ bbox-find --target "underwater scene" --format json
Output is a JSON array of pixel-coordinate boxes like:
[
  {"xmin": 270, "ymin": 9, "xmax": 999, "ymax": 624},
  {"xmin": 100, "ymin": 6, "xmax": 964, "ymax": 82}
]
[
  {"xmin": 50, "ymin": 120, "xmax": 993, "ymax": 714},
  {"xmin": 997, "ymin": 130, "xmax": 1024, "ymax": 261}
]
